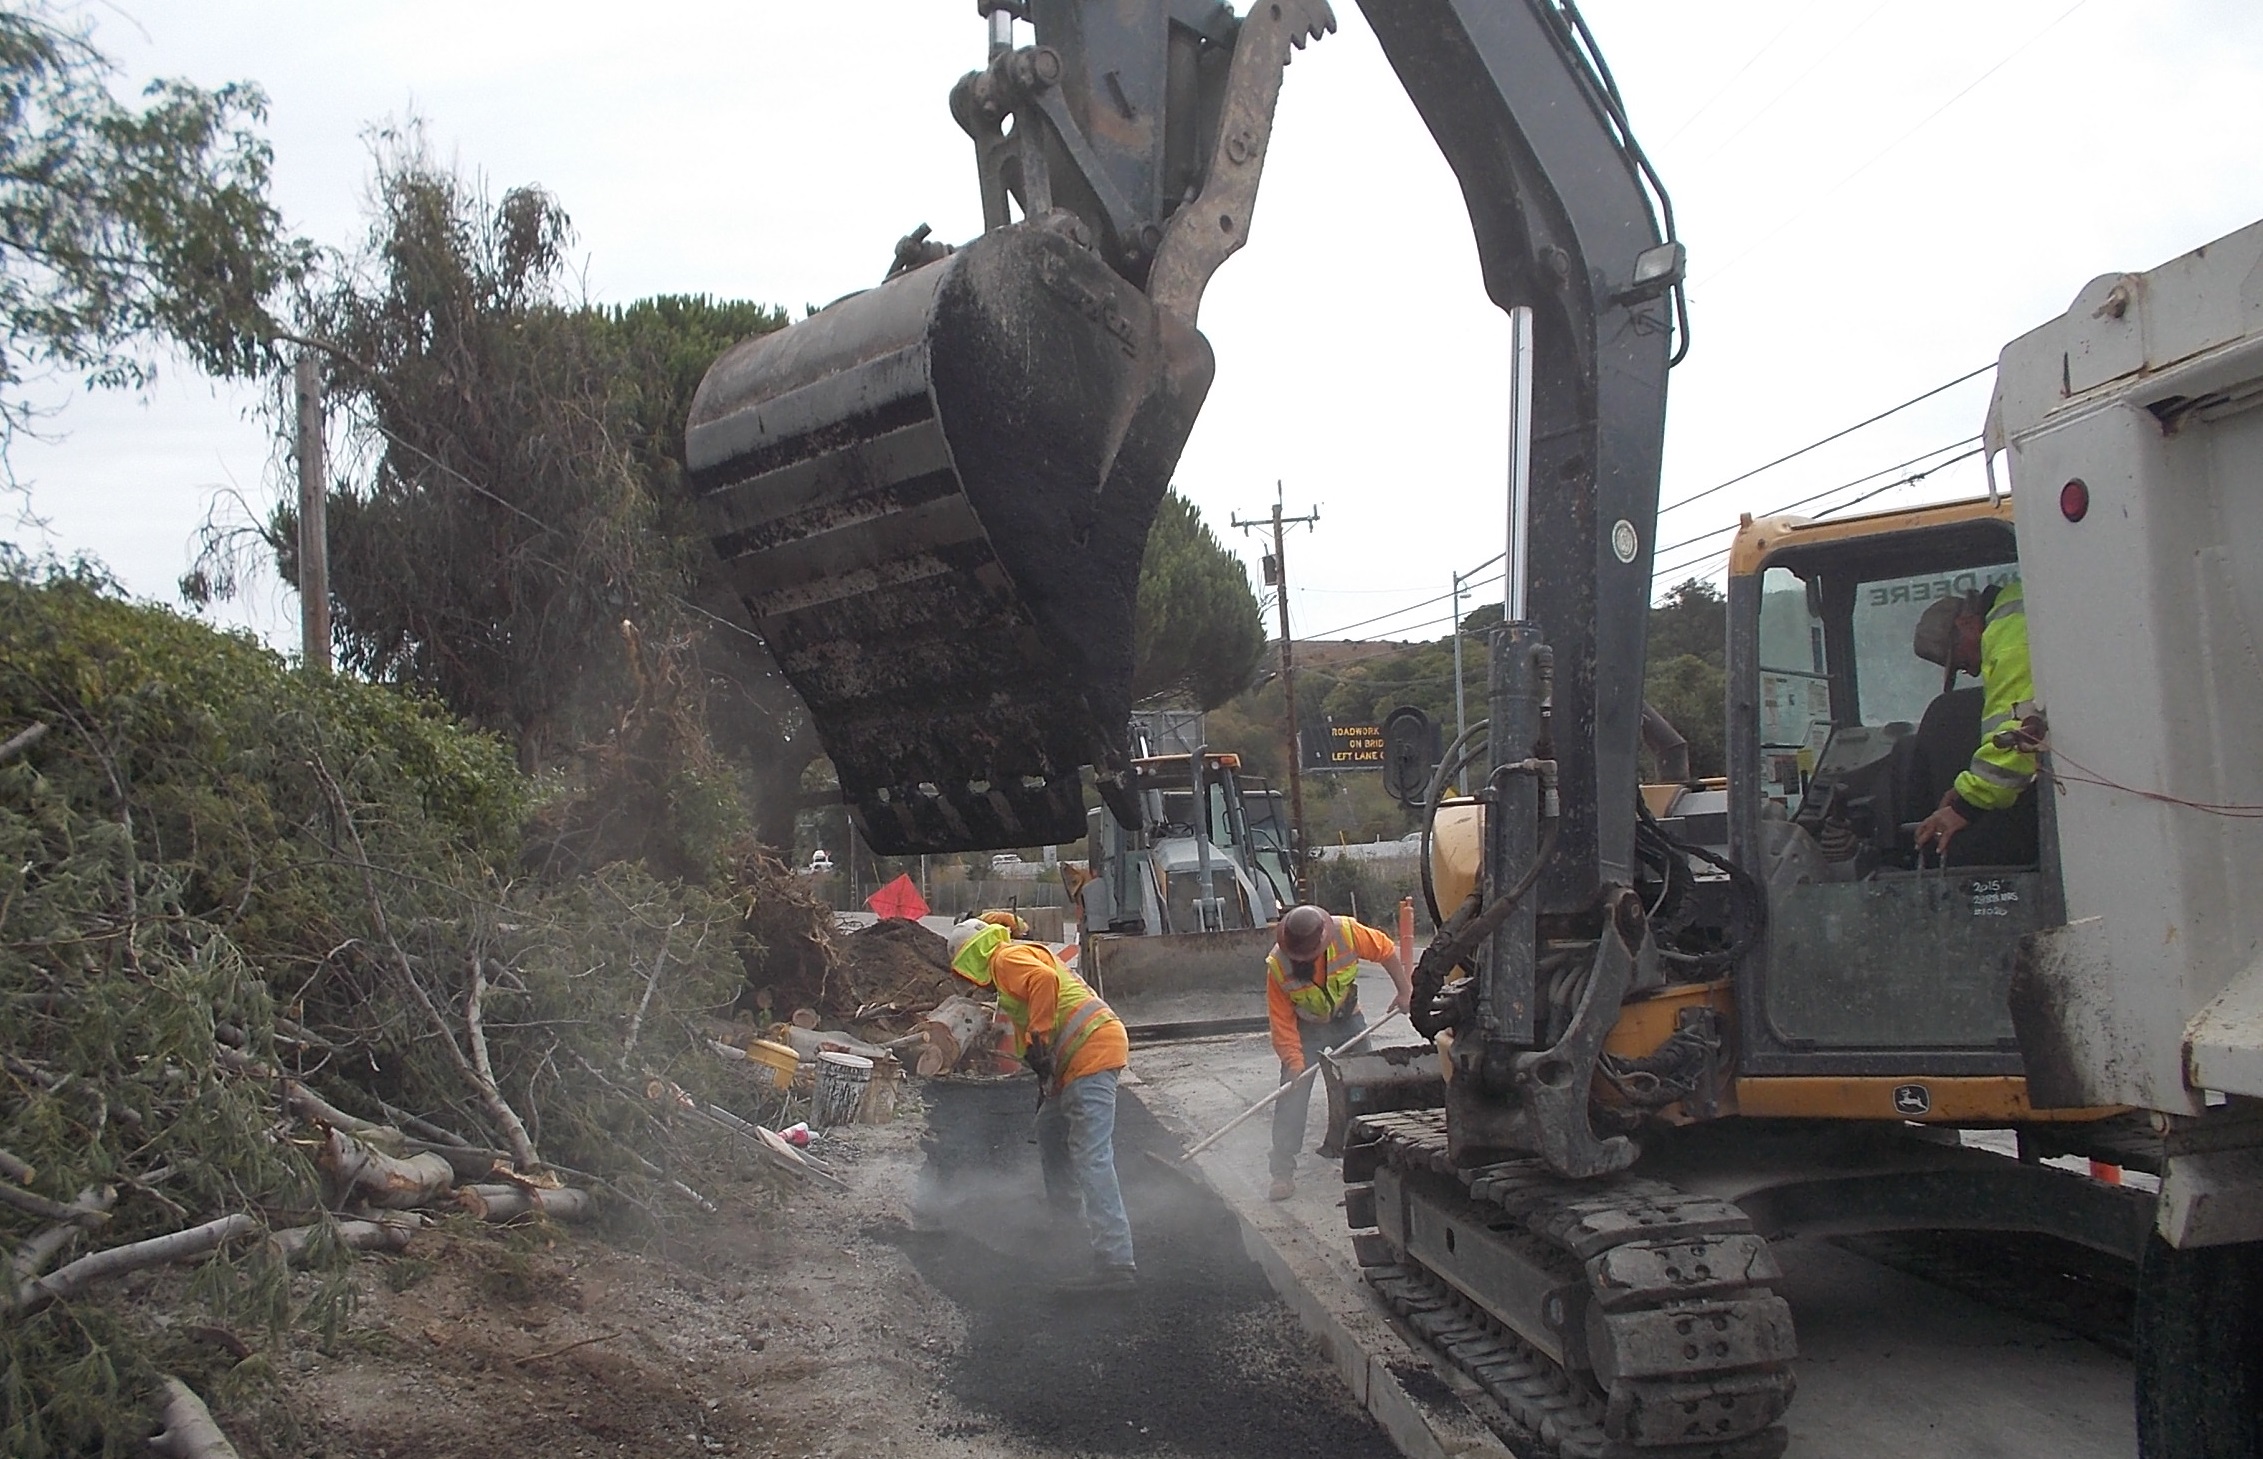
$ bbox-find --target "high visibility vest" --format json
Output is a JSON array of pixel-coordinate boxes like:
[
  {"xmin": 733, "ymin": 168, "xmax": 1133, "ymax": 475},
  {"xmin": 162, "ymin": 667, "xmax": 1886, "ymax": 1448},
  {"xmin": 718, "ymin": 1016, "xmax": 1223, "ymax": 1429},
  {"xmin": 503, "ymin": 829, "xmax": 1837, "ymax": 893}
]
[
  {"xmin": 1267, "ymin": 917, "xmax": 1362, "ymax": 1023},
  {"xmin": 1955, "ymin": 578, "xmax": 2037, "ymax": 813},
  {"xmin": 996, "ymin": 964, "xmax": 1117, "ymax": 1092}
]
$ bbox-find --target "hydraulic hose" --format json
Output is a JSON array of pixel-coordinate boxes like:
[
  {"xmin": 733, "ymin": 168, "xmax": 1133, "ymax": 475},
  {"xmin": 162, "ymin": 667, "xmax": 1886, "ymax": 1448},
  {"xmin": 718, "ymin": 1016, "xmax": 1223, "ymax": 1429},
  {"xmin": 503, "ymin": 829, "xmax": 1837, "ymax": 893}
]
[
  {"xmin": 1409, "ymin": 815, "xmax": 1561, "ymax": 1039},
  {"xmin": 1418, "ymin": 719, "xmax": 1489, "ymax": 927}
]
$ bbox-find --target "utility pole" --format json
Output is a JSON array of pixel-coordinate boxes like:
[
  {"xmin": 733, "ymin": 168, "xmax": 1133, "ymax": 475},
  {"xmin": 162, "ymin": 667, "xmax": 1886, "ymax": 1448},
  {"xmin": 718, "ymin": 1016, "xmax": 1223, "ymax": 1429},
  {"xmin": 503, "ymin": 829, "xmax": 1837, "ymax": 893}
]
[
  {"xmin": 294, "ymin": 352, "xmax": 331, "ymax": 674},
  {"xmin": 1233, "ymin": 483, "xmax": 1320, "ymax": 903}
]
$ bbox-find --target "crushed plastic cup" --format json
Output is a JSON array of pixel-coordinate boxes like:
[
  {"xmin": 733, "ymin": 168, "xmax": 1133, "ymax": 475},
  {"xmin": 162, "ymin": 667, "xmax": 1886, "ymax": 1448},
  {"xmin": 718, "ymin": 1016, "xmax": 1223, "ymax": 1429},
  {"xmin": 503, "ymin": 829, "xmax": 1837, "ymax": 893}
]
[{"xmin": 781, "ymin": 1122, "xmax": 811, "ymax": 1147}]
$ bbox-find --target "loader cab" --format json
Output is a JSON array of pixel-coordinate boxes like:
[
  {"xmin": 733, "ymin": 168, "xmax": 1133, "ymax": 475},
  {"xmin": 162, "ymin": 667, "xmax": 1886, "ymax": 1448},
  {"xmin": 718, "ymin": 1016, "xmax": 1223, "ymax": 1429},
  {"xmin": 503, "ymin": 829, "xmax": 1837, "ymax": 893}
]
[
  {"xmin": 1724, "ymin": 498, "xmax": 2062, "ymax": 1078},
  {"xmin": 1079, "ymin": 751, "xmax": 1281, "ymax": 937}
]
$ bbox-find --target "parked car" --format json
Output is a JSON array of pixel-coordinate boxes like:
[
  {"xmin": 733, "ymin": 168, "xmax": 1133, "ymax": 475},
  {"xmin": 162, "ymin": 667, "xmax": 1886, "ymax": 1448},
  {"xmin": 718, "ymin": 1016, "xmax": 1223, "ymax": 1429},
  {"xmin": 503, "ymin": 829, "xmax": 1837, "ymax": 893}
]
[{"xmin": 806, "ymin": 850, "xmax": 835, "ymax": 875}]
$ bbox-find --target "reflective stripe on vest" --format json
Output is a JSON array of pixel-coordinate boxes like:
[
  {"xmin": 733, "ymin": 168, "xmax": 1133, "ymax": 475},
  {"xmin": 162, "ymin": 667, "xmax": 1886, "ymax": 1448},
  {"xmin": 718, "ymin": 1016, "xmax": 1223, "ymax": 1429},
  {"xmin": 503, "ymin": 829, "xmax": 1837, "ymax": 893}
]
[
  {"xmin": 1268, "ymin": 918, "xmax": 1361, "ymax": 1022},
  {"xmin": 1047, "ymin": 995, "xmax": 1114, "ymax": 1091},
  {"xmin": 996, "ymin": 969, "xmax": 1117, "ymax": 1087}
]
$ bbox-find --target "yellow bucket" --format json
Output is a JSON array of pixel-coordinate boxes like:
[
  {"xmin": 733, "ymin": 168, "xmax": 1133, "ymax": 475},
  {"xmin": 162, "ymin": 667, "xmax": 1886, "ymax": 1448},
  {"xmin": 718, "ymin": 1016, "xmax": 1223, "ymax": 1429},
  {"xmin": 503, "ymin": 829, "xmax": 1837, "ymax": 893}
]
[{"xmin": 746, "ymin": 1038, "xmax": 801, "ymax": 1092}]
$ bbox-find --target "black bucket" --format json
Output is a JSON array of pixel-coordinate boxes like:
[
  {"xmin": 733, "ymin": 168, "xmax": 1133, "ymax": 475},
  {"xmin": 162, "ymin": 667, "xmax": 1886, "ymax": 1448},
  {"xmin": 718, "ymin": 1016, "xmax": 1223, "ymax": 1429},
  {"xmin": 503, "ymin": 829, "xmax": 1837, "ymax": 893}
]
[{"xmin": 686, "ymin": 221, "xmax": 1214, "ymax": 854}]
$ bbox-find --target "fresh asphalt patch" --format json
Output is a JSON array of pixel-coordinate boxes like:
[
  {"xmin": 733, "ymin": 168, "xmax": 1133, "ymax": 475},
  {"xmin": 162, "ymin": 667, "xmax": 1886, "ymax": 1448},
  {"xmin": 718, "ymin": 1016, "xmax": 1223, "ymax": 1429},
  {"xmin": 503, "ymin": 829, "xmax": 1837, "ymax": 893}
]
[{"xmin": 887, "ymin": 1076, "xmax": 1400, "ymax": 1458}]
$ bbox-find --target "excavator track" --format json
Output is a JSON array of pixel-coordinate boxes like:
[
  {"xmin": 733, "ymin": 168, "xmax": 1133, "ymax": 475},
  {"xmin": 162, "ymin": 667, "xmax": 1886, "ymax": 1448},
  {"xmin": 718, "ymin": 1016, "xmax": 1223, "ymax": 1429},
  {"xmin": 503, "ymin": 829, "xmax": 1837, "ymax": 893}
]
[{"xmin": 1346, "ymin": 1110, "xmax": 1796, "ymax": 1459}]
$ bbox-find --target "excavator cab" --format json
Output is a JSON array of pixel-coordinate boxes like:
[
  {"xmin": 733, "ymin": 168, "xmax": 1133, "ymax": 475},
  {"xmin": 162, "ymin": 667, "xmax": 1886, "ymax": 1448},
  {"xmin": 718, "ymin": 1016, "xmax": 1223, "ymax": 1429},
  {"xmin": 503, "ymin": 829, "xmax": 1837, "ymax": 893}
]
[{"xmin": 1724, "ymin": 497, "xmax": 2057, "ymax": 1073}]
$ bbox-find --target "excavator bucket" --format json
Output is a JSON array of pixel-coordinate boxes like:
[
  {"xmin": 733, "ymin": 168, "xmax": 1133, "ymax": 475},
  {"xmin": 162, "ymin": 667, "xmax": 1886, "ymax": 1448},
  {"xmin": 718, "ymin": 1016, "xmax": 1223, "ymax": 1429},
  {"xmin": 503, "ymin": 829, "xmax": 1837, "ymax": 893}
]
[{"xmin": 685, "ymin": 222, "xmax": 1214, "ymax": 855}]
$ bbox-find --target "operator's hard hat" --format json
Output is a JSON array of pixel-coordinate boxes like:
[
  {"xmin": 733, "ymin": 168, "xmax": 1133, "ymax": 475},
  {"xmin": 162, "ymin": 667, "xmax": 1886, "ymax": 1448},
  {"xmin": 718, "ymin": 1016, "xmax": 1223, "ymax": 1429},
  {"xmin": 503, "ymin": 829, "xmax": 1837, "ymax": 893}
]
[
  {"xmin": 1911, "ymin": 596, "xmax": 1967, "ymax": 668},
  {"xmin": 1278, "ymin": 904, "xmax": 1333, "ymax": 961}
]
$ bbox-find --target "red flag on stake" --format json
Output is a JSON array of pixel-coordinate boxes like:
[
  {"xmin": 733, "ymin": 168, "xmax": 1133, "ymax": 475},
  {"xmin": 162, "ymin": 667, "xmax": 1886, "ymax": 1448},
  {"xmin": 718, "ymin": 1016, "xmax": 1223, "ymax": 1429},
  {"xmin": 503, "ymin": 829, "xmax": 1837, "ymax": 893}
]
[{"xmin": 865, "ymin": 873, "xmax": 929, "ymax": 922}]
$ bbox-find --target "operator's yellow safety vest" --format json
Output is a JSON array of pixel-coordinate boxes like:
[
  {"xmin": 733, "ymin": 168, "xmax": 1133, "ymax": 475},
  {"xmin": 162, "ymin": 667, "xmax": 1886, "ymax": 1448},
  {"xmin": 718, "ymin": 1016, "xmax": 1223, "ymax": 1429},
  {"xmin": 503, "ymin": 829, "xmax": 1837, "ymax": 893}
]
[
  {"xmin": 1267, "ymin": 917, "xmax": 1362, "ymax": 1023},
  {"xmin": 1955, "ymin": 579, "xmax": 2038, "ymax": 813}
]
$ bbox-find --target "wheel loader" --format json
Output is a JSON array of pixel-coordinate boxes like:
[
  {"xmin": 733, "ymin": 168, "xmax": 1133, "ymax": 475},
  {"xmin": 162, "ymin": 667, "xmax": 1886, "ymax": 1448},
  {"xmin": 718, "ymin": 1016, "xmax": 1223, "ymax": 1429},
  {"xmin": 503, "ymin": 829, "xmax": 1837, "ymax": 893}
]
[{"xmin": 676, "ymin": 1, "xmax": 2263, "ymax": 1452}]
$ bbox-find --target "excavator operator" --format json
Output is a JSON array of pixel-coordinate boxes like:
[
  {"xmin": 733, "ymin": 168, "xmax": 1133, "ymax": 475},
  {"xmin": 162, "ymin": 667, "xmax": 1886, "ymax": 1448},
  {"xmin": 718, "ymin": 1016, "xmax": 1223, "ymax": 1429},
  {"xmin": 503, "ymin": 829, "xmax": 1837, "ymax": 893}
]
[
  {"xmin": 1264, "ymin": 904, "xmax": 1412, "ymax": 1202},
  {"xmin": 1910, "ymin": 578, "xmax": 2037, "ymax": 857}
]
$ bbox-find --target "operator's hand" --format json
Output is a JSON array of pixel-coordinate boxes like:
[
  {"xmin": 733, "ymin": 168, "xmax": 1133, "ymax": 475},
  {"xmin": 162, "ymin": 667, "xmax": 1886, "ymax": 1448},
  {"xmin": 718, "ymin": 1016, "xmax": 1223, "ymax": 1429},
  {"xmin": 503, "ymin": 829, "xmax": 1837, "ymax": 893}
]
[{"xmin": 1914, "ymin": 799, "xmax": 1969, "ymax": 857}]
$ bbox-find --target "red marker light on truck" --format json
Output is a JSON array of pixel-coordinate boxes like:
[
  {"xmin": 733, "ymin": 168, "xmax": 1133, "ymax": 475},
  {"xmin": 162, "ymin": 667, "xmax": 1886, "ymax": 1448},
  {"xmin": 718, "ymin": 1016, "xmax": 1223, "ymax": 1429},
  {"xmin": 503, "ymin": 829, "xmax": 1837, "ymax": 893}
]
[{"xmin": 2060, "ymin": 478, "xmax": 2090, "ymax": 523}]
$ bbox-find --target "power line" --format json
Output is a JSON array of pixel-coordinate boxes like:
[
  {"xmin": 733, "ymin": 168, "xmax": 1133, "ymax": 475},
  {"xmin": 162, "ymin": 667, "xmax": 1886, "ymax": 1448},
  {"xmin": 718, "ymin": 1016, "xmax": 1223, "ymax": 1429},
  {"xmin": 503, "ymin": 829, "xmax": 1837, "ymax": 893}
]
[
  {"xmin": 1673, "ymin": 0, "xmax": 1892, "ymax": 168},
  {"xmin": 1654, "ymin": 0, "xmax": 1829, "ymax": 152},
  {"xmin": 1658, "ymin": 363, "xmax": 1993, "ymax": 517},
  {"xmin": 1696, "ymin": 0, "xmax": 2095, "ymax": 290},
  {"xmin": 1649, "ymin": 442, "xmax": 1985, "ymax": 581},
  {"xmin": 1654, "ymin": 435, "xmax": 1980, "ymax": 560}
]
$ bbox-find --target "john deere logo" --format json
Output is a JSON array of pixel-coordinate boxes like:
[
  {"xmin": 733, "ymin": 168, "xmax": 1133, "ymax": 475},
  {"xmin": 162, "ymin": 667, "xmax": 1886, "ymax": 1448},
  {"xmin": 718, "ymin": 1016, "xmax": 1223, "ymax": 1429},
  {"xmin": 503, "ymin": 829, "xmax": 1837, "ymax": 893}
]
[{"xmin": 1892, "ymin": 1083, "xmax": 1932, "ymax": 1116}]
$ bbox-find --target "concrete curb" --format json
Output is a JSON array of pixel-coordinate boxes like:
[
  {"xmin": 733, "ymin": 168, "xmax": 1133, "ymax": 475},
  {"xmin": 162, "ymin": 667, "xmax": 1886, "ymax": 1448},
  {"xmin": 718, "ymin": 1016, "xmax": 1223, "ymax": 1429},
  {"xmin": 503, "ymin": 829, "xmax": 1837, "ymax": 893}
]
[{"xmin": 1131, "ymin": 1091, "xmax": 1517, "ymax": 1459}]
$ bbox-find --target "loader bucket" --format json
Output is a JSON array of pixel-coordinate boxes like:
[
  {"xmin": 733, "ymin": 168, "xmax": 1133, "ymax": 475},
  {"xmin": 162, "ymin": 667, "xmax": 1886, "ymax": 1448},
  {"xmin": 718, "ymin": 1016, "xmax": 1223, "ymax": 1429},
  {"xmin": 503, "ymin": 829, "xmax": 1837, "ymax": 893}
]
[{"xmin": 685, "ymin": 222, "xmax": 1215, "ymax": 855}]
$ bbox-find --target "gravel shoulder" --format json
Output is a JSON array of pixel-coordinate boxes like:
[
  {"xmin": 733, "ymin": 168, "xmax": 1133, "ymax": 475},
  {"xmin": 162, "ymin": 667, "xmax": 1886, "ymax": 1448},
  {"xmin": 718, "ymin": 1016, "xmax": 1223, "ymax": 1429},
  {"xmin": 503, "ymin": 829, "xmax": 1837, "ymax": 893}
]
[{"xmin": 277, "ymin": 1076, "xmax": 1392, "ymax": 1459}]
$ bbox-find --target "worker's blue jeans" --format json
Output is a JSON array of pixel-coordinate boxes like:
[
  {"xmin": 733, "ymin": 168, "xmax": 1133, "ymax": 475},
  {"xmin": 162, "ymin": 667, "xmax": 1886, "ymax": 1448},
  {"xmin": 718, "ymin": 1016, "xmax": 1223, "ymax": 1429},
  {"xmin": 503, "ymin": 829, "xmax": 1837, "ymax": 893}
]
[
  {"xmin": 1037, "ymin": 1068, "xmax": 1136, "ymax": 1271},
  {"xmin": 1271, "ymin": 1006, "xmax": 1367, "ymax": 1180}
]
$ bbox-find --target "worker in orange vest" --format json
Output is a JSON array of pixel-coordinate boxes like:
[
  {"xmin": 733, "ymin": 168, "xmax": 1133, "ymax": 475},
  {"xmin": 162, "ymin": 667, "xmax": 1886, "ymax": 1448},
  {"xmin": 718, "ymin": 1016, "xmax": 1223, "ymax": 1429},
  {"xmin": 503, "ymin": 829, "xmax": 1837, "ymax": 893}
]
[
  {"xmin": 1265, "ymin": 904, "xmax": 1411, "ymax": 1202},
  {"xmin": 948, "ymin": 918, "xmax": 1136, "ymax": 1292}
]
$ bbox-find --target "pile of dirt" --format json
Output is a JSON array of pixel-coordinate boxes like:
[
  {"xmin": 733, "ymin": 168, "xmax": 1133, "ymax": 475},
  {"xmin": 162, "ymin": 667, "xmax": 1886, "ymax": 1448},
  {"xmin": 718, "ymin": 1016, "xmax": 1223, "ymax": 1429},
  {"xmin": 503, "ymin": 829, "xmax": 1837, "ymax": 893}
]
[{"xmin": 835, "ymin": 918, "xmax": 956, "ymax": 1012}]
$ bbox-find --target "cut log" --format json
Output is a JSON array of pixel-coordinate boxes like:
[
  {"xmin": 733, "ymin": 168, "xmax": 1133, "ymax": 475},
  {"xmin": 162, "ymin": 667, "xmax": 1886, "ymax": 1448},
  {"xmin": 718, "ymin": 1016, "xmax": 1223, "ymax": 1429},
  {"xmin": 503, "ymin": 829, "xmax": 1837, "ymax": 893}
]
[
  {"xmin": 266, "ymin": 1215, "xmax": 423, "ymax": 1264},
  {"xmin": 454, "ymin": 1184, "xmax": 593, "ymax": 1223},
  {"xmin": 776, "ymin": 1025, "xmax": 891, "ymax": 1062},
  {"xmin": 0, "ymin": 1146, "xmax": 36, "ymax": 1184},
  {"xmin": 319, "ymin": 1129, "xmax": 455, "ymax": 1210},
  {"xmin": 11, "ymin": 1213, "xmax": 259, "ymax": 1317},
  {"xmin": 911, "ymin": 994, "xmax": 992, "ymax": 1076},
  {"xmin": 150, "ymin": 1375, "xmax": 242, "ymax": 1459}
]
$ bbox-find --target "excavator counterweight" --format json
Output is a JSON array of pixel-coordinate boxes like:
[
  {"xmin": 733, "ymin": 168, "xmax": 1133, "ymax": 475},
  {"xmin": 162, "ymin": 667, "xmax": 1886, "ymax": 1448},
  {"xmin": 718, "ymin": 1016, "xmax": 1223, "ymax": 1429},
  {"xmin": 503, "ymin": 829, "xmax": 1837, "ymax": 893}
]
[{"xmin": 685, "ymin": 221, "xmax": 1213, "ymax": 853}]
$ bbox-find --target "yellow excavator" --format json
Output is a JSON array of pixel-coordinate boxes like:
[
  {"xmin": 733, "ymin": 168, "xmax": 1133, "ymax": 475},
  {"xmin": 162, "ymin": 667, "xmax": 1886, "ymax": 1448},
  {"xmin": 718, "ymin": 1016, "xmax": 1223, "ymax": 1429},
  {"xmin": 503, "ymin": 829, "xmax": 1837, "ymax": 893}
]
[{"xmin": 677, "ymin": 2, "xmax": 2263, "ymax": 1453}]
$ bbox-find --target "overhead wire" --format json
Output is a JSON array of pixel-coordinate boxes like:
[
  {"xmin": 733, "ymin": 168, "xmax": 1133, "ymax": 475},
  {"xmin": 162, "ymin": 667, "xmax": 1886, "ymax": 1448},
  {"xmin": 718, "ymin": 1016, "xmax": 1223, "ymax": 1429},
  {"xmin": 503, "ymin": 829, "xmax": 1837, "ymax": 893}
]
[
  {"xmin": 1659, "ymin": 363, "xmax": 1993, "ymax": 516},
  {"xmin": 1654, "ymin": 435, "xmax": 1982, "ymax": 561},
  {"xmin": 1695, "ymin": 0, "xmax": 2096, "ymax": 290},
  {"xmin": 1649, "ymin": 440, "xmax": 1986, "ymax": 581},
  {"xmin": 1653, "ymin": 0, "xmax": 1829, "ymax": 151},
  {"xmin": 1673, "ymin": 0, "xmax": 1897, "ymax": 169}
]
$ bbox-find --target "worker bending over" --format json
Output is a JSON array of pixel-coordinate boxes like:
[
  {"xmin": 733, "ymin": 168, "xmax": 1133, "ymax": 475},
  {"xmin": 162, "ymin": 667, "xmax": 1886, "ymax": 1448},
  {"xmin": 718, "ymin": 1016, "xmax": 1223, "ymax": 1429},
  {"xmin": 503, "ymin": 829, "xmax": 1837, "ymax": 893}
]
[
  {"xmin": 1264, "ymin": 904, "xmax": 1412, "ymax": 1202},
  {"xmin": 947, "ymin": 918, "xmax": 1136, "ymax": 1293},
  {"xmin": 1911, "ymin": 577, "xmax": 2036, "ymax": 857}
]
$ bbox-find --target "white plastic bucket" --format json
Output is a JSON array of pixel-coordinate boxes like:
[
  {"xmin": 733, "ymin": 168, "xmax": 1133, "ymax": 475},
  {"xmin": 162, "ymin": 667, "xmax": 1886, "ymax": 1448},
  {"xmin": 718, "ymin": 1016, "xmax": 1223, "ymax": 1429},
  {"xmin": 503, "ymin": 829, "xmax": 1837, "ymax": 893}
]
[{"xmin": 813, "ymin": 1051, "xmax": 875, "ymax": 1128}]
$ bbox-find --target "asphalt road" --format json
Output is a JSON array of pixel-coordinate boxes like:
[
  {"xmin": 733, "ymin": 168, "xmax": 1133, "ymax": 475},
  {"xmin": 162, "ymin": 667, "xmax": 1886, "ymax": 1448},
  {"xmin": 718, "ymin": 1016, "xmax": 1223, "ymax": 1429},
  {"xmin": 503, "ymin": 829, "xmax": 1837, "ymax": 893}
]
[
  {"xmin": 1119, "ymin": 964, "xmax": 2138, "ymax": 1459},
  {"xmin": 894, "ymin": 1076, "xmax": 1401, "ymax": 1459}
]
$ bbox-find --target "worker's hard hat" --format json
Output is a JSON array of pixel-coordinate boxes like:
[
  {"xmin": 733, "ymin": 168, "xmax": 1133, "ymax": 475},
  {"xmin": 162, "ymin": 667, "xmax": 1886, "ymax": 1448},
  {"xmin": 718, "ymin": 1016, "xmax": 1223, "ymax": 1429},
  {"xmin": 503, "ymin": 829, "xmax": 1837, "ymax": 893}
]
[
  {"xmin": 948, "ymin": 918, "xmax": 1005, "ymax": 986},
  {"xmin": 1911, "ymin": 596, "xmax": 1966, "ymax": 667},
  {"xmin": 976, "ymin": 908, "xmax": 1030, "ymax": 938},
  {"xmin": 1277, "ymin": 904, "xmax": 1332, "ymax": 961},
  {"xmin": 947, "ymin": 918, "xmax": 991, "ymax": 962}
]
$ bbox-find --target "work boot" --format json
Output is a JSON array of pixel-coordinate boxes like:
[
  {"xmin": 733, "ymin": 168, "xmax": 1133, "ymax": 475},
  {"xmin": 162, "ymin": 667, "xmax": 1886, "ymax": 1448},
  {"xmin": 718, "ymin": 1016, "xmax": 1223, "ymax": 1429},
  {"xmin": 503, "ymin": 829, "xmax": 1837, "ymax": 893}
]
[
  {"xmin": 1055, "ymin": 1265, "xmax": 1137, "ymax": 1296},
  {"xmin": 1268, "ymin": 1177, "xmax": 1295, "ymax": 1202}
]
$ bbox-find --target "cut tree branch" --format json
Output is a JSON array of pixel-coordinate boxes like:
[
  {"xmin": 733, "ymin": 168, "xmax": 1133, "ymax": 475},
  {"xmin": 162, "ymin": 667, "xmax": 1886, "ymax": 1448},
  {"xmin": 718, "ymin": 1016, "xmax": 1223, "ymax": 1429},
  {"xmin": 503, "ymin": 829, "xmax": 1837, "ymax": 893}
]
[
  {"xmin": 319, "ymin": 1129, "xmax": 454, "ymax": 1211},
  {"xmin": 10, "ymin": 1213, "xmax": 260, "ymax": 1318},
  {"xmin": 266, "ymin": 1214, "xmax": 422, "ymax": 1264},
  {"xmin": 455, "ymin": 1183, "xmax": 592, "ymax": 1223},
  {"xmin": 150, "ymin": 1375, "xmax": 243, "ymax": 1459},
  {"xmin": 11, "ymin": 1185, "xmax": 116, "ymax": 1283},
  {"xmin": 0, "ymin": 720, "xmax": 48, "ymax": 763},
  {"xmin": 467, "ymin": 956, "xmax": 540, "ymax": 1171},
  {"xmin": 308, "ymin": 754, "xmax": 540, "ymax": 1170}
]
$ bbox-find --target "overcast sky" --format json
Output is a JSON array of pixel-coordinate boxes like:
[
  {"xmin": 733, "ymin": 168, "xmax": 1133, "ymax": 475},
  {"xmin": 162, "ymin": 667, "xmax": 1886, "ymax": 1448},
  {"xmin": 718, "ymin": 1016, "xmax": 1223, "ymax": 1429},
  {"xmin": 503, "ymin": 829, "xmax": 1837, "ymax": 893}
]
[{"xmin": 10, "ymin": 0, "xmax": 2263, "ymax": 651}]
